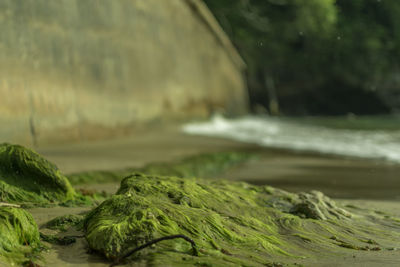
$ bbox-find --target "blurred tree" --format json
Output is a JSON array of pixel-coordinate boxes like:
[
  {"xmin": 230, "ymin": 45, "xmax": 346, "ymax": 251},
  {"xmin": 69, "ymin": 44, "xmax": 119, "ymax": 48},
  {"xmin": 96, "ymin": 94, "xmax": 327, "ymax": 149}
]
[
  {"xmin": 330, "ymin": 0, "xmax": 400, "ymax": 112},
  {"xmin": 205, "ymin": 0, "xmax": 400, "ymax": 115},
  {"xmin": 204, "ymin": 0, "xmax": 337, "ymax": 115}
]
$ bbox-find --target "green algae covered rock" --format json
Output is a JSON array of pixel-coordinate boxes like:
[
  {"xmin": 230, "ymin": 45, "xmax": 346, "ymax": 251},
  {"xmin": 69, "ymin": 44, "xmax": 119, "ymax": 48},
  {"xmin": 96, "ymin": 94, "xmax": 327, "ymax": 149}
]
[
  {"xmin": 45, "ymin": 214, "xmax": 84, "ymax": 232},
  {"xmin": 84, "ymin": 173, "xmax": 291, "ymax": 265},
  {"xmin": 84, "ymin": 173, "xmax": 400, "ymax": 266},
  {"xmin": 0, "ymin": 206, "xmax": 41, "ymax": 264},
  {"xmin": 0, "ymin": 143, "xmax": 75, "ymax": 204}
]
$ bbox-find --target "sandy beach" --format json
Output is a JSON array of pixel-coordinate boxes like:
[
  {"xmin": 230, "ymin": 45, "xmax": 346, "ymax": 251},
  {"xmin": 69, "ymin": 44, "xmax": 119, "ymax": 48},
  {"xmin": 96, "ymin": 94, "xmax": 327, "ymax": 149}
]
[{"xmin": 30, "ymin": 125, "xmax": 400, "ymax": 266}]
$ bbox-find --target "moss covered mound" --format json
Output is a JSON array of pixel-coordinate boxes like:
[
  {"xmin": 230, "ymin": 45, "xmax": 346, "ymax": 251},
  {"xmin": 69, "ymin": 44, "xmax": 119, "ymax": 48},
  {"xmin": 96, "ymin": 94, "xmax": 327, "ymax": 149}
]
[
  {"xmin": 84, "ymin": 173, "xmax": 400, "ymax": 266},
  {"xmin": 45, "ymin": 214, "xmax": 84, "ymax": 232},
  {"xmin": 0, "ymin": 143, "xmax": 75, "ymax": 203},
  {"xmin": 69, "ymin": 152, "xmax": 251, "ymax": 185},
  {"xmin": 0, "ymin": 207, "xmax": 41, "ymax": 264}
]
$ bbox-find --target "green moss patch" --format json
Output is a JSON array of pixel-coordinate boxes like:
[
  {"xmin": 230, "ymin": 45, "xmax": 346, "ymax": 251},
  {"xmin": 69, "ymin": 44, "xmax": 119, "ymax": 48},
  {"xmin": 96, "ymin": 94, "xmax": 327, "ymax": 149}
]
[
  {"xmin": 84, "ymin": 173, "xmax": 400, "ymax": 266},
  {"xmin": 0, "ymin": 207, "xmax": 41, "ymax": 264},
  {"xmin": 40, "ymin": 232, "xmax": 79, "ymax": 246},
  {"xmin": 0, "ymin": 143, "xmax": 75, "ymax": 204},
  {"xmin": 139, "ymin": 152, "xmax": 253, "ymax": 178},
  {"xmin": 45, "ymin": 214, "xmax": 84, "ymax": 232},
  {"xmin": 68, "ymin": 152, "xmax": 252, "ymax": 185}
]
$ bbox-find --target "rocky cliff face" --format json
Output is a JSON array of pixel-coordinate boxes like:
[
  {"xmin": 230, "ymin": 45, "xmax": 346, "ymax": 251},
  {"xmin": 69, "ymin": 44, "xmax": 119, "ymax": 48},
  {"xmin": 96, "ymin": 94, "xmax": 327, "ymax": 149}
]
[{"xmin": 0, "ymin": 0, "xmax": 247, "ymax": 145}]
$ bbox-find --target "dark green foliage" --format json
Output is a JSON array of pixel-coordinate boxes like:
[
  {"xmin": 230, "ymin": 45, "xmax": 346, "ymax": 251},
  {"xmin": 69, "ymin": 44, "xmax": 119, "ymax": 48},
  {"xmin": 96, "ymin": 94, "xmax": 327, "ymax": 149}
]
[
  {"xmin": 326, "ymin": 0, "xmax": 400, "ymax": 114},
  {"xmin": 204, "ymin": 0, "xmax": 337, "ymax": 114},
  {"xmin": 204, "ymin": 0, "xmax": 400, "ymax": 115},
  {"xmin": 0, "ymin": 143, "xmax": 76, "ymax": 204},
  {"xmin": 283, "ymin": 115, "xmax": 400, "ymax": 131}
]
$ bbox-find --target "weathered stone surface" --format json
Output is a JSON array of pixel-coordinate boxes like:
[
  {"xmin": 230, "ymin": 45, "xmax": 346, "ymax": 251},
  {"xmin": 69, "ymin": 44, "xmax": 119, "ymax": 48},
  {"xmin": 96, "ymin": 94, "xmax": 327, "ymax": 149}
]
[
  {"xmin": 0, "ymin": 0, "xmax": 247, "ymax": 145},
  {"xmin": 264, "ymin": 187, "xmax": 352, "ymax": 220},
  {"xmin": 290, "ymin": 191, "xmax": 352, "ymax": 220}
]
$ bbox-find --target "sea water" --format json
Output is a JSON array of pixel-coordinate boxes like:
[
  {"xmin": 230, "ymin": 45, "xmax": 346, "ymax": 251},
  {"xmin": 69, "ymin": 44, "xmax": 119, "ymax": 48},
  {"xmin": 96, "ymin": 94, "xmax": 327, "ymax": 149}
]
[{"xmin": 183, "ymin": 114, "xmax": 400, "ymax": 163}]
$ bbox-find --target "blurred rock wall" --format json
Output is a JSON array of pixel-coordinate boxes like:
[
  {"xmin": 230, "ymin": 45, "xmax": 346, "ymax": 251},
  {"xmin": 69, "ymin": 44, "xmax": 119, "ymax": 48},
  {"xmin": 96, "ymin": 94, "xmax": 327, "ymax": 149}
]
[{"xmin": 0, "ymin": 0, "xmax": 247, "ymax": 145}]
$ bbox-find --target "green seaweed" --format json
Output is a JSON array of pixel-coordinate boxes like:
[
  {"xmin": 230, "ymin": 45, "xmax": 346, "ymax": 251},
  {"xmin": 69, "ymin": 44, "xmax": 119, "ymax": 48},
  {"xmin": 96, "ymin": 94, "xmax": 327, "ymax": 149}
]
[
  {"xmin": 40, "ymin": 232, "xmax": 79, "ymax": 246},
  {"xmin": 330, "ymin": 236, "xmax": 381, "ymax": 251},
  {"xmin": 68, "ymin": 170, "xmax": 124, "ymax": 186},
  {"xmin": 84, "ymin": 173, "xmax": 293, "ymax": 265},
  {"xmin": 0, "ymin": 207, "xmax": 41, "ymax": 264},
  {"xmin": 139, "ymin": 152, "xmax": 253, "ymax": 178},
  {"xmin": 59, "ymin": 192, "xmax": 107, "ymax": 208},
  {"xmin": 68, "ymin": 152, "xmax": 252, "ymax": 185},
  {"xmin": 45, "ymin": 214, "xmax": 84, "ymax": 232},
  {"xmin": 0, "ymin": 180, "xmax": 49, "ymax": 204},
  {"xmin": 0, "ymin": 143, "xmax": 76, "ymax": 204},
  {"xmin": 291, "ymin": 234, "xmax": 312, "ymax": 243},
  {"xmin": 84, "ymin": 173, "xmax": 400, "ymax": 266}
]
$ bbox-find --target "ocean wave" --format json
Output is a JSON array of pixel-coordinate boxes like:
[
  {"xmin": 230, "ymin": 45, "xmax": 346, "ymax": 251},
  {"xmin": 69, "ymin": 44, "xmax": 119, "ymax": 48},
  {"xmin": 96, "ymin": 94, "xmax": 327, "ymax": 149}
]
[{"xmin": 182, "ymin": 114, "xmax": 400, "ymax": 163}]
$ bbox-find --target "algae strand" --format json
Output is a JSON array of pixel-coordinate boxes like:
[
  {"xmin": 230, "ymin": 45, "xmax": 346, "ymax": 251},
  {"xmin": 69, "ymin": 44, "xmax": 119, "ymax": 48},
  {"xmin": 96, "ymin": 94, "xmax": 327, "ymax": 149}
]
[
  {"xmin": 40, "ymin": 232, "xmax": 84, "ymax": 246},
  {"xmin": 112, "ymin": 234, "xmax": 198, "ymax": 266}
]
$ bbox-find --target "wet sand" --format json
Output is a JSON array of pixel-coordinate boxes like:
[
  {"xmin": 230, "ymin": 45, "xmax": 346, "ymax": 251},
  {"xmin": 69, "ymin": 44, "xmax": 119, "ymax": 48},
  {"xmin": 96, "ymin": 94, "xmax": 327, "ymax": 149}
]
[
  {"xmin": 221, "ymin": 151, "xmax": 400, "ymax": 200},
  {"xmin": 31, "ymin": 126, "xmax": 400, "ymax": 266}
]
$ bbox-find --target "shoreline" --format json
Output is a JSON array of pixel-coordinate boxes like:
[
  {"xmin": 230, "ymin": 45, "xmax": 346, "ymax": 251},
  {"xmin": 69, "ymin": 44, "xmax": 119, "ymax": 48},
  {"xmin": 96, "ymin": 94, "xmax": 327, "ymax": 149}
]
[{"xmin": 38, "ymin": 126, "xmax": 400, "ymax": 201}]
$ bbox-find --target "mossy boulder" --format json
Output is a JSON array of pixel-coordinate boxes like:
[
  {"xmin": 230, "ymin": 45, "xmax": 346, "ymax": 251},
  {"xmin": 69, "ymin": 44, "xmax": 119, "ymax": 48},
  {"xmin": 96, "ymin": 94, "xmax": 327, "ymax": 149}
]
[
  {"xmin": 0, "ymin": 206, "xmax": 41, "ymax": 264},
  {"xmin": 0, "ymin": 143, "xmax": 75, "ymax": 204},
  {"xmin": 84, "ymin": 173, "xmax": 400, "ymax": 266},
  {"xmin": 84, "ymin": 173, "xmax": 291, "ymax": 265}
]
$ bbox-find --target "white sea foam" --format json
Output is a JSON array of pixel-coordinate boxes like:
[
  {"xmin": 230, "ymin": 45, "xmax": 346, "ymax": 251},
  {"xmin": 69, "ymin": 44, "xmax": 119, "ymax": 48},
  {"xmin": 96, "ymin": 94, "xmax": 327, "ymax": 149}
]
[{"xmin": 183, "ymin": 114, "xmax": 400, "ymax": 163}]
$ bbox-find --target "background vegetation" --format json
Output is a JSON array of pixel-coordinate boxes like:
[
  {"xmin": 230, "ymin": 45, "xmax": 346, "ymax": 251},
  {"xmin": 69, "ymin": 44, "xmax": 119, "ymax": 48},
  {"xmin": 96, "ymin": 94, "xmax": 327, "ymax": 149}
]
[{"xmin": 204, "ymin": 0, "xmax": 400, "ymax": 115}]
